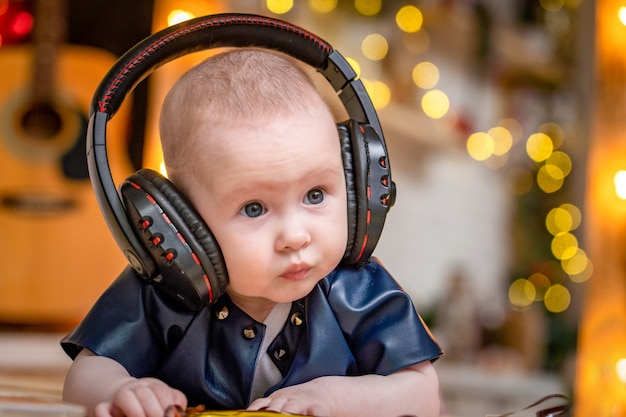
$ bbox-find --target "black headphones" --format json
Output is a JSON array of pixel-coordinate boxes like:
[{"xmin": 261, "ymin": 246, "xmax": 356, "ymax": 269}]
[{"xmin": 87, "ymin": 13, "xmax": 396, "ymax": 311}]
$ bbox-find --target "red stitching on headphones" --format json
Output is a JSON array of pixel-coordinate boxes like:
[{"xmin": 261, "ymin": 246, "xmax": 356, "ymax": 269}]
[
  {"xmin": 203, "ymin": 274, "xmax": 214, "ymax": 302},
  {"xmin": 356, "ymin": 234, "xmax": 369, "ymax": 263},
  {"xmin": 98, "ymin": 15, "xmax": 332, "ymax": 113}
]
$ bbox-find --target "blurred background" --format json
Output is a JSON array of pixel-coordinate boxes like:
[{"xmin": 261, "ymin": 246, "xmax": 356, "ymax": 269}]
[{"xmin": 0, "ymin": 0, "xmax": 624, "ymax": 415}]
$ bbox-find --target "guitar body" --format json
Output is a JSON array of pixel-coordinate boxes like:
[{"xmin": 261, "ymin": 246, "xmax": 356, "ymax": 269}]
[{"xmin": 0, "ymin": 44, "xmax": 132, "ymax": 326}]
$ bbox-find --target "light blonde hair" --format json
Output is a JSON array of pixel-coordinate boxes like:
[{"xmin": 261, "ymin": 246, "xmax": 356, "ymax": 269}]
[{"xmin": 159, "ymin": 48, "xmax": 334, "ymax": 179}]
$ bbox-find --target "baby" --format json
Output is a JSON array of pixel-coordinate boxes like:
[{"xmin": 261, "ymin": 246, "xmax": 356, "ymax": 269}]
[{"xmin": 62, "ymin": 48, "xmax": 443, "ymax": 417}]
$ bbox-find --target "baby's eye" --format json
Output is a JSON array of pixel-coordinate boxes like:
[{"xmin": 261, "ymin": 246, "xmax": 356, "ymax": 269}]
[
  {"xmin": 305, "ymin": 188, "xmax": 325, "ymax": 205},
  {"xmin": 240, "ymin": 202, "xmax": 265, "ymax": 218}
]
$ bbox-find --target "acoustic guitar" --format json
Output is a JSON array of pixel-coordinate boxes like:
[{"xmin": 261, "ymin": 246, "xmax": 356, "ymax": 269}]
[{"xmin": 0, "ymin": 0, "xmax": 132, "ymax": 326}]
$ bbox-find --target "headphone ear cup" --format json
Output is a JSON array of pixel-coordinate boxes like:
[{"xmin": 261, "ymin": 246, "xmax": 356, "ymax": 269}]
[
  {"xmin": 338, "ymin": 120, "xmax": 394, "ymax": 266},
  {"xmin": 338, "ymin": 122, "xmax": 363, "ymax": 265},
  {"xmin": 119, "ymin": 168, "xmax": 228, "ymax": 309}
]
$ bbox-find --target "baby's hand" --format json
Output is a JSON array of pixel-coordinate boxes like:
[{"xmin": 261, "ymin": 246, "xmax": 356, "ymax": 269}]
[
  {"xmin": 247, "ymin": 380, "xmax": 335, "ymax": 417},
  {"xmin": 93, "ymin": 377, "xmax": 187, "ymax": 417}
]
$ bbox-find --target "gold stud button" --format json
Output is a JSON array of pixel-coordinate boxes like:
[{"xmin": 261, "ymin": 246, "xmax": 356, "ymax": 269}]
[
  {"xmin": 216, "ymin": 306, "xmax": 229, "ymax": 320},
  {"xmin": 243, "ymin": 325, "xmax": 257, "ymax": 339},
  {"xmin": 290, "ymin": 312, "xmax": 304, "ymax": 326},
  {"xmin": 273, "ymin": 348, "xmax": 287, "ymax": 361}
]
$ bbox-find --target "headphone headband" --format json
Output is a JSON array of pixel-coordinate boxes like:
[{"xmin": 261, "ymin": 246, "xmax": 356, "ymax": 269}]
[{"xmin": 92, "ymin": 13, "xmax": 381, "ymax": 136}]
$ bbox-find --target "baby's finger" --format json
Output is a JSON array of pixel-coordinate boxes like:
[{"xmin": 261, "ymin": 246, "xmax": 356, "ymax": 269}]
[
  {"xmin": 247, "ymin": 397, "xmax": 272, "ymax": 411},
  {"xmin": 93, "ymin": 401, "xmax": 115, "ymax": 417}
]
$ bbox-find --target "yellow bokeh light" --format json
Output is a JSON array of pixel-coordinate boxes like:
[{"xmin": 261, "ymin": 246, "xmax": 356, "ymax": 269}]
[
  {"xmin": 396, "ymin": 5, "xmax": 423, "ymax": 33},
  {"xmin": 466, "ymin": 132, "xmax": 494, "ymax": 161},
  {"xmin": 308, "ymin": 0, "xmax": 337, "ymax": 13},
  {"xmin": 355, "ymin": 0, "xmax": 381, "ymax": 16},
  {"xmin": 363, "ymin": 79, "xmax": 391, "ymax": 109},
  {"xmin": 546, "ymin": 207, "xmax": 573, "ymax": 236},
  {"xmin": 619, "ymin": 6, "xmax": 626, "ymax": 26},
  {"xmin": 421, "ymin": 89, "xmax": 449, "ymax": 119},
  {"xmin": 266, "ymin": 0, "xmax": 293, "ymax": 14},
  {"xmin": 361, "ymin": 33, "xmax": 388, "ymax": 60},
  {"xmin": 552, "ymin": 232, "xmax": 579, "ymax": 260},
  {"xmin": 614, "ymin": 170, "xmax": 626, "ymax": 199},
  {"xmin": 167, "ymin": 9, "xmax": 194, "ymax": 26},
  {"xmin": 537, "ymin": 165, "xmax": 564, "ymax": 193},
  {"xmin": 562, "ymin": 248, "xmax": 591, "ymax": 279},
  {"xmin": 412, "ymin": 61, "xmax": 439, "ymax": 89},
  {"xmin": 560, "ymin": 203, "xmax": 581, "ymax": 229},
  {"xmin": 544, "ymin": 284, "xmax": 570, "ymax": 313},
  {"xmin": 488, "ymin": 126, "xmax": 513, "ymax": 156},
  {"xmin": 543, "ymin": 163, "xmax": 565, "ymax": 180},
  {"xmin": 526, "ymin": 132, "xmax": 554, "ymax": 162},
  {"xmin": 509, "ymin": 278, "xmax": 536, "ymax": 307},
  {"xmin": 546, "ymin": 151, "xmax": 572, "ymax": 177},
  {"xmin": 617, "ymin": 359, "xmax": 626, "ymax": 383}
]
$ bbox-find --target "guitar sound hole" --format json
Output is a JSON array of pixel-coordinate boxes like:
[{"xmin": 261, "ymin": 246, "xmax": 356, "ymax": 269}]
[{"xmin": 21, "ymin": 103, "xmax": 63, "ymax": 140}]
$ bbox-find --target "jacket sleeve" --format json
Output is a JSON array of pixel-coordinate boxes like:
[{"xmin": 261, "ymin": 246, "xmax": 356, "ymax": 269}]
[
  {"xmin": 321, "ymin": 259, "xmax": 443, "ymax": 375},
  {"xmin": 60, "ymin": 266, "xmax": 197, "ymax": 377}
]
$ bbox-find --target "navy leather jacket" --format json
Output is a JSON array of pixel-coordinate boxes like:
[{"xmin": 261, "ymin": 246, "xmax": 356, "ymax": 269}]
[{"xmin": 62, "ymin": 259, "xmax": 442, "ymax": 409}]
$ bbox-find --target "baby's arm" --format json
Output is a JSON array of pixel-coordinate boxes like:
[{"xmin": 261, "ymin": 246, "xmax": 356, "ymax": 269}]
[
  {"xmin": 247, "ymin": 360, "xmax": 439, "ymax": 417},
  {"xmin": 63, "ymin": 349, "xmax": 187, "ymax": 417}
]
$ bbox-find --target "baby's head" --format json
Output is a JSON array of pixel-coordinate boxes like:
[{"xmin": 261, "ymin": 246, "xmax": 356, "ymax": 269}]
[{"xmin": 158, "ymin": 49, "xmax": 348, "ymax": 306}]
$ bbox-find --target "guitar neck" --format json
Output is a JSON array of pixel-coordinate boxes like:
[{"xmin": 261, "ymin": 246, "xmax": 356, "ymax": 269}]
[{"xmin": 31, "ymin": 0, "xmax": 67, "ymax": 102}]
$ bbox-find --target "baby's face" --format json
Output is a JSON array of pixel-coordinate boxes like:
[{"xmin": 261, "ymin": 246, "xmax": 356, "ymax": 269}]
[{"xmin": 183, "ymin": 108, "xmax": 348, "ymax": 309}]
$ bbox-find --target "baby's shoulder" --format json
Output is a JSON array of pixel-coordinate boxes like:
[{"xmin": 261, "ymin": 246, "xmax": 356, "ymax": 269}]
[{"xmin": 319, "ymin": 258, "xmax": 404, "ymax": 300}]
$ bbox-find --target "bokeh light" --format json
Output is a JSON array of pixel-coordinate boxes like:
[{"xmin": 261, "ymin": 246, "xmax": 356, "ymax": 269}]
[
  {"xmin": 614, "ymin": 170, "xmax": 626, "ymax": 199},
  {"xmin": 544, "ymin": 284, "xmax": 570, "ymax": 313},
  {"xmin": 466, "ymin": 132, "xmax": 494, "ymax": 161},
  {"xmin": 619, "ymin": 6, "xmax": 626, "ymax": 26},
  {"xmin": 361, "ymin": 33, "xmax": 388, "ymax": 60},
  {"xmin": 617, "ymin": 359, "xmax": 626, "ymax": 383},
  {"xmin": 562, "ymin": 248, "xmax": 592, "ymax": 281},
  {"xmin": 167, "ymin": 9, "xmax": 194, "ymax": 26},
  {"xmin": 421, "ymin": 90, "xmax": 449, "ymax": 119},
  {"xmin": 537, "ymin": 164, "xmax": 564, "ymax": 193},
  {"xmin": 561, "ymin": 203, "xmax": 582, "ymax": 229},
  {"xmin": 546, "ymin": 206, "xmax": 574, "ymax": 235},
  {"xmin": 545, "ymin": 151, "xmax": 572, "ymax": 177},
  {"xmin": 266, "ymin": 0, "xmax": 293, "ymax": 14},
  {"xmin": 354, "ymin": 0, "xmax": 381, "ymax": 16},
  {"xmin": 526, "ymin": 132, "xmax": 554, "ymax": 162},
  {"xmin": 551, "ymin": 232, "xmax": 579, "ymax": 260},
  {"xmin": 509, "ymin": 278, "xmax": 536, "ymax": 308},
  {"xmin": 488, "ymin": 126, "xmax": 514, "ymax": 156},
  {"xmin": 412, "ymin": 61, "xmax": 439, "ymax": 89},
  {"xmin": 396, "ymin": 5, "xmax": 423, "ymax": 33}
]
